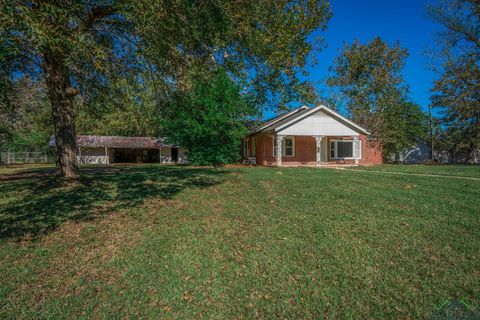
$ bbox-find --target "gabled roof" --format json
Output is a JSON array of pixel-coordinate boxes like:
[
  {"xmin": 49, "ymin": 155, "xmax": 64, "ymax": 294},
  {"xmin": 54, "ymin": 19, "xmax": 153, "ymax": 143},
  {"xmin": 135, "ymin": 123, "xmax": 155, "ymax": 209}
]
[
  {"xmin": 49, "ymin": 135, "xmax": 178, "ymax": 148},
  {"xmin": 248, "ymin": 106, "xmax": 309, "ymax": 135},
  {"xmin": 249, "ymin": 105, "xmax": 370, "ymax": 135}
]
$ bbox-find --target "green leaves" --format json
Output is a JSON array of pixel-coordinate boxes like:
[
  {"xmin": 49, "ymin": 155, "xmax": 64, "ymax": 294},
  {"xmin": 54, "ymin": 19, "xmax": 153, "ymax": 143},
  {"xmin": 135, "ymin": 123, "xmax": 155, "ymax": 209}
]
[
  {"xmin": 429, "ymin": 0, "xmax": 480, "ymax": 162},
  {"xmin": 162, "ymin": 69, "xmax": 258, "ymax": 165},
  {"xmin": 132, "ymin": 0, "xmax": 331, "ymax": 109},
  {"xmin": 327, "ymin": 37, "xmax": 427, "ymax": 159}
]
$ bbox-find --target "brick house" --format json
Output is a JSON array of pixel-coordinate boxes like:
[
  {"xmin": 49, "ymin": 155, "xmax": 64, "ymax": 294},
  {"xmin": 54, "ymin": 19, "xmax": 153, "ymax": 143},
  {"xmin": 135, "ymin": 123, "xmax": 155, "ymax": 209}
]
[{"xmin": 242, "ymin": 105, "xmax": 383, "ymax": 166}]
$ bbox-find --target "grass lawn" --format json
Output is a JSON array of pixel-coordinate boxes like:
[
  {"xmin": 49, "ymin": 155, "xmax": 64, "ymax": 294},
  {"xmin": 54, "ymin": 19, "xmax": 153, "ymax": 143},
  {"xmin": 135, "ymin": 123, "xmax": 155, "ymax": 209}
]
[
  {"xmin": 0, "ymin": 164, "xmax": 479, "ymax": 319},
  {"xmin": 349, "ymin": 164, "xmax": 480, "ymax": 178}
]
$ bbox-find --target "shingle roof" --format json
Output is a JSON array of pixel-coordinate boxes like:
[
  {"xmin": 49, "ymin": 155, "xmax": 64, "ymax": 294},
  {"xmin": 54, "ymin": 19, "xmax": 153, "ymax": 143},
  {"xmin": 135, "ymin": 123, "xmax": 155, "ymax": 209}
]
[
  {"xmin": 248, "ymin": 106, "xmax": 310, "ymax": 134},
  {"xmin": 249, "ymin": 105, "xmax": 369, "ymax": 135},
  {"xmin": 49, "ymin": 135, "xmax": 178, "ymax": 148},
  {"xmin": 264, "ymin": 108, "xmax": 312, "ymax": 131}
]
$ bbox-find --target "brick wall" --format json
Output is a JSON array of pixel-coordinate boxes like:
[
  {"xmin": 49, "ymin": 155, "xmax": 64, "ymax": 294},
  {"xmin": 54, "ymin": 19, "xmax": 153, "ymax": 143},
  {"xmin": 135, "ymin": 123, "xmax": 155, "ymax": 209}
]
[{"xmin": 359, "ymin": 134, "xmax": 383, "ymax": 165}]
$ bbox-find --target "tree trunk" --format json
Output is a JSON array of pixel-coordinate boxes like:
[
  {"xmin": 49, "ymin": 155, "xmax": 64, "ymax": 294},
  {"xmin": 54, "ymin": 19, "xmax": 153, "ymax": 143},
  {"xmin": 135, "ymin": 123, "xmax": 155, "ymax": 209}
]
[{"xmin": 42, "ymin": 49, "xmax": 79, "ymax": 178}]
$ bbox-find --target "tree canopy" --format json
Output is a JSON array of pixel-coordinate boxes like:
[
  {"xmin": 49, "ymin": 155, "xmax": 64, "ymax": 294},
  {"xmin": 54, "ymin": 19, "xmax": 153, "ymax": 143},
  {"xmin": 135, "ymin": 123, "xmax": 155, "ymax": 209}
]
[
  {"xmin": 162, "ymin": 69, "xmax": 257, "ymax": 165},
  {"xmin": 327, "ymin": 37, "xmax": 428, "ymax": 158},
  {"xmin": 429, "ymin": 0, "xmax": 480, "ymax": 162},
  {"xmin": 0, "ymin": 76, "xmax": 51, "ymax": 151}
]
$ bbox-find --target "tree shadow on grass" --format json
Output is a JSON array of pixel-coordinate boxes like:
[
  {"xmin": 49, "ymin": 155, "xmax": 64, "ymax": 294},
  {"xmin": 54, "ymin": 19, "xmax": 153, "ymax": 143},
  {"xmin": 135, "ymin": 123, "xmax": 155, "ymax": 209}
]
[{"xmin": 0, "ymin": 165, "xmax": 227, "ymax": 240}]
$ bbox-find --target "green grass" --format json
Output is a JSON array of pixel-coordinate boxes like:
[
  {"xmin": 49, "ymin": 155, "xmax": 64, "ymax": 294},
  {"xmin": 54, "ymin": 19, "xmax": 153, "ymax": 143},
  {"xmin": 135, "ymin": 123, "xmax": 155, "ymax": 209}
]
[
  {"xmin": 349, "ymin": 164, "xmax": 480, "ymax": 178},
  {"xmin": 0, "ymin": 164, "xmax": 479, "ymax": 319}
]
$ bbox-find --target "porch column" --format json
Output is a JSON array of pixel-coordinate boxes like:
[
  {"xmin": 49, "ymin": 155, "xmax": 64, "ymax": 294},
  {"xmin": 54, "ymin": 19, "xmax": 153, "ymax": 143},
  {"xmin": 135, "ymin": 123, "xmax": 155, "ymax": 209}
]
[
  {"xmin": 276, "ymin": 135, "xmax": 285, "ymax": 166},
  {"xmin": 354, "ymin": 136, "xmax": 360, "ymax": 165},
  {"xmin": 105, "ymin": 146, "xmax": 109, "ymax": 164},
  {"xmin": 315, "ymin": 136, "xmax": 323, "ymax": 166}
]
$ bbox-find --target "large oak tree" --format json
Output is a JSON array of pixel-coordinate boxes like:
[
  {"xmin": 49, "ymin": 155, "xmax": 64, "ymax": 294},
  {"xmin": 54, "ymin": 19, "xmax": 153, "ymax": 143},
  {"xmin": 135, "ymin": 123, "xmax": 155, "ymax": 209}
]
[{"xmin": 1, "ymin": 1, "xmax": 132, "ymax": 177}]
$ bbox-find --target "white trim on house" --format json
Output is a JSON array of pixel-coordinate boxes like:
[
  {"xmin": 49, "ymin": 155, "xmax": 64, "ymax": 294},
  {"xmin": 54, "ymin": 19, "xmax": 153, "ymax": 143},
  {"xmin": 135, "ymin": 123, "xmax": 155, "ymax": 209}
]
[
  {"xmin": 273, "ymin": 136, "xmax": 295, "ymax": 157},
  {"xmin": 275, "ymin": 105, "xmax": 370, "ymax": 135}
]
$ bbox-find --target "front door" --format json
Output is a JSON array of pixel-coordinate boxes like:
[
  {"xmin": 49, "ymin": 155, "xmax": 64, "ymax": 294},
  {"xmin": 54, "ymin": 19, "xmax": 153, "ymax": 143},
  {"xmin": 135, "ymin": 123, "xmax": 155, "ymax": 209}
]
[{"xmin": 171, "ymin": 148, "xmax": 178, "ymax": 162}]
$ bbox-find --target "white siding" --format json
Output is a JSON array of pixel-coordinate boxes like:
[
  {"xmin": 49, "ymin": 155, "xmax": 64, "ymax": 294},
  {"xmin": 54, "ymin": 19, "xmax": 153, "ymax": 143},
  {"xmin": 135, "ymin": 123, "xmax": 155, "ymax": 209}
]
[
  {"xmin": 278, "ymin": 110, "xmax": 360, "ymax": 136},
  {"xmin": 78, "ymin": 156, "xmax": 108, "ymax": 164},
  {"xmin": 78, "ymin": 147, "xmax": 108, "ymax": 164},
  {"xmin": 81, "ymin": 147, "xmax": 106, "ymax": 156}
]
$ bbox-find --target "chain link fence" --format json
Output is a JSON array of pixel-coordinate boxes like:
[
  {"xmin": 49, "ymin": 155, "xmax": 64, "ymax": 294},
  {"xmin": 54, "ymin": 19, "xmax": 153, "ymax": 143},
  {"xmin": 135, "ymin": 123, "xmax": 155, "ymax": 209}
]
[{"xmin": 0, "ymin": 151, "xmax": 54, "ymax": 164}]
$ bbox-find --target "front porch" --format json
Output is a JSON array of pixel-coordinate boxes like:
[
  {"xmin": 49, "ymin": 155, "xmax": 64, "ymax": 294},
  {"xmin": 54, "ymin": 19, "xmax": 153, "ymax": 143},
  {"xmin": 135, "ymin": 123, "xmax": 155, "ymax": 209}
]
[
  {"xmin": 274, "ymin": 135, "xmax": 361, "ymax": 167},
  {"xmin": 243, "ymin": 134, "xmax": 362, "ymax": 167}
]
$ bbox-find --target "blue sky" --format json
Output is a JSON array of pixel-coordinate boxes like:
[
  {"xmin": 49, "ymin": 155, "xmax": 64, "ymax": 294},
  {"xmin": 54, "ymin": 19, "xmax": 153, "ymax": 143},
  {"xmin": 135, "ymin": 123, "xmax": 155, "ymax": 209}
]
[{"xmin": 275, "ymin": 0, "xmax": 442, "ymax": 118}]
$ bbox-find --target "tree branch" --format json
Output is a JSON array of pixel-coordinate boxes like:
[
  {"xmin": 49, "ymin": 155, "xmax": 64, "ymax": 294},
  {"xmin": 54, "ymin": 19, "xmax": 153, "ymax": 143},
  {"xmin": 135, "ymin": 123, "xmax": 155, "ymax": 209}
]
[{"xmin": 84, "ymin": 5, "xmax": 118, "ymax": 30}]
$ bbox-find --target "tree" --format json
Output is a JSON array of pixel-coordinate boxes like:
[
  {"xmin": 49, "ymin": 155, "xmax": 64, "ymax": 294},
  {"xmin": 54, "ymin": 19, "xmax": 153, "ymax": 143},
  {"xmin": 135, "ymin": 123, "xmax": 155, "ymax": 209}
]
[
  {"xmin": 0, "ymin": 76, "xmax": 52, "ymax": 151},
  {"xmin": 379, "ymin": 100, "xmax": 428, "ymax": 158},
  {"xmin": 1, "ymin": 0, "xmax": 331, "ymax": 177},
  {"xmin": 162, "ymin": 70, "xmax": 257, "ymax": 165},
  {"xmin": 76, "ymin": 77, "xmax": 162, "ymax": 137},
  {"xmin": 327, "ymin": 37, "xmax": 427, "ymax": 158},
  {"xmin": 0, "ymin": 1, "xmax": 134, "ymax": 177},
  {"xmin": 429, "ymin": 0, "xmax": 480, "ymax": 163}
]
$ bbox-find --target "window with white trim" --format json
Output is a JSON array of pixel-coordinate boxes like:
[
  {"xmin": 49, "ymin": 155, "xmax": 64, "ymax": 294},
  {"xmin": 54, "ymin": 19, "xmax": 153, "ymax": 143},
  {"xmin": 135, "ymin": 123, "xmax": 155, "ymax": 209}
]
[
  {"xmin": 330, "ymin": 140, "xmax": 354, "ymax": 159},
  {"xmin": 273, "ymin": 137, "xmax": 295, "ymax": 157},
  {"xmin": 284, "ymin": 137, "xmax": 294, "ymax": 156}
]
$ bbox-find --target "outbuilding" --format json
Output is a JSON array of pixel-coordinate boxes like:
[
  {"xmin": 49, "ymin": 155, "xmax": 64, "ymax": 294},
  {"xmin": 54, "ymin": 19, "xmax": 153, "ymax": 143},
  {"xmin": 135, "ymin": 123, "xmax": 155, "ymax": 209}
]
[{"xmin": 49, "ymin": 135, "xmax": 188, "ymax": 164}]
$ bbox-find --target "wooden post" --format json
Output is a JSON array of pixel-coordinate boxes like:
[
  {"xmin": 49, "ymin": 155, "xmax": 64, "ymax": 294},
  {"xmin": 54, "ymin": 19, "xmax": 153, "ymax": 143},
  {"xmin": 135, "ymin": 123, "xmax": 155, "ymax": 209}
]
[
  {"xmin": 276, "ymin": 135, "xmax": 284, "ymax": 166},
  {"xmin": 105, "ymin": 146, "xmax": 109, "ymax": 164}
]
